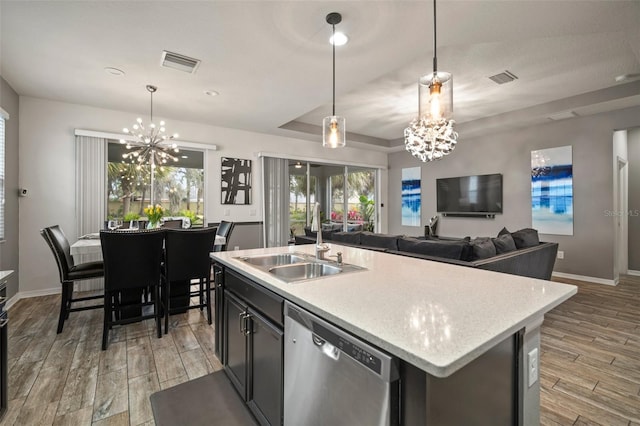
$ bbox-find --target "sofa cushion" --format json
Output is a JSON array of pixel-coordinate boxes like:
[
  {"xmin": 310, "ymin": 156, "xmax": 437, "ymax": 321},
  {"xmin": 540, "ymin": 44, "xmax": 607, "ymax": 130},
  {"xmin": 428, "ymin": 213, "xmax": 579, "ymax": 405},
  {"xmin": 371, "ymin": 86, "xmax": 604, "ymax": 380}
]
[
  {"xmin": 497, "ymin": 227, "xmax": 511, "ymax": 237},
  {"xmin": 492, "ymin": 233, "xmax": 517, "ymax": 254},
  {"xmin": 304, "ymin": 226, "xmax": 315, "ymax": 237},
  {"xmin": 511, "ymin": 228, "xmax": 539, "ymax": 249},
  {"xmin": 471, "ymin": 237, "xmax": 497, "ymax": 260},
  {"xmin": 397, "ymin": 237, "xmax": 471, "ymax": 261},
  {"xmin": 332, "ymin": 231, "xmax": 362, "ymax": 246},
  {"xmin": 360, "ymin": 232, "xmax": 401, "ymax": 251}
]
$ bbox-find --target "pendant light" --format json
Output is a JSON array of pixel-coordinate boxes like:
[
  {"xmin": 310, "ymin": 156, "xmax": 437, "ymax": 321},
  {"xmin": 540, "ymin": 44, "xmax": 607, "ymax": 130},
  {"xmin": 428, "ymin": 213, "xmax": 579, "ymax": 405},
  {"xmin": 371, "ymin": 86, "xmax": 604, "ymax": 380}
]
[
  {"xmin": 322, "ymin": 12, "xmax": 346, "ymax": 148},
  {"xmin": 404, "ymin": 0, "xmax": 458, "ymax": 162}
]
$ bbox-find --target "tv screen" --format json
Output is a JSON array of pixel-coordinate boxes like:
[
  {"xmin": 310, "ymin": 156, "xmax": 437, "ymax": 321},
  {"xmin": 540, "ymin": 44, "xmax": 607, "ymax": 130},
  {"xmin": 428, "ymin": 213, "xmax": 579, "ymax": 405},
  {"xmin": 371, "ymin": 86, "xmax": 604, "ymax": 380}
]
[{"xmin": 437, "ymin": 174, "xmax": 503, "ymax": 214}]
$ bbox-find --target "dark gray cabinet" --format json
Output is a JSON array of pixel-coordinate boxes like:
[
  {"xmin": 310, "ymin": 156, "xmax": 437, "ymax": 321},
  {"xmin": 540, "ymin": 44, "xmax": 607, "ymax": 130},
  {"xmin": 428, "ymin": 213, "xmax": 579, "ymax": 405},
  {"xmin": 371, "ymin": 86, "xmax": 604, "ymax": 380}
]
[{"xmin": 223, "ymin": 269, "xmax": 284, "ymax": 426}]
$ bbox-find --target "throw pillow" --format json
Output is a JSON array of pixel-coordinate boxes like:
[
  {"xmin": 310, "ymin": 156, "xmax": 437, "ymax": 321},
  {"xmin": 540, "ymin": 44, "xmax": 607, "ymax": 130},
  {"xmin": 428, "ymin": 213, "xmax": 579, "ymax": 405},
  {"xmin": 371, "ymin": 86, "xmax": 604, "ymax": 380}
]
[
  {"xmin": 511, "ymin": 228, "xmax": 539, "ymax": 249},
  {"xmin": 471, "ymin": 237, "xmax": 497, "ymax": 260},
  {"xmin": 492, "ymin": 233, "xmax": 517, "ymax": 254},
  {"xmin": 497, "ymin": 227, "xmax": 510, "ymax": 237}
]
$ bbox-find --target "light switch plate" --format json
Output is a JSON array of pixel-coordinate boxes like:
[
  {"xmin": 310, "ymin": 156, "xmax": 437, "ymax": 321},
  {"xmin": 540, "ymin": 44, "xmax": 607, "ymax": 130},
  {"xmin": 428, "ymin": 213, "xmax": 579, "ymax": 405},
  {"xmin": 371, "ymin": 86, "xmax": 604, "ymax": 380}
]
[{"xmin": 528, "ymin": 348, "xmax": 539, "ymax": 387}]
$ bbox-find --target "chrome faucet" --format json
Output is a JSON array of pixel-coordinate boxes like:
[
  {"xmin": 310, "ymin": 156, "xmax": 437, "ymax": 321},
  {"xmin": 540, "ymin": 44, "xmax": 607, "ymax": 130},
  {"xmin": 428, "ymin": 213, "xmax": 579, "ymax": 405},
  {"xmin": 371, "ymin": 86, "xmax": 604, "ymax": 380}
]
[{"xmin": 315, "ymin": 225, "xmax": 330, "ymax": 260}]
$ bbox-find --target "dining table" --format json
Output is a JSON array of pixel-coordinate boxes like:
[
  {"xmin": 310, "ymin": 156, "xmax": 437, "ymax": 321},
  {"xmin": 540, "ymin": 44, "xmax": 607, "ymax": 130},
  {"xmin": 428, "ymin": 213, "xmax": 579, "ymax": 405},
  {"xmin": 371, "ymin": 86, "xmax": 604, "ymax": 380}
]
[{"xmin": 70, "ymin": 233, "xmax": 227, "ymax": 257}]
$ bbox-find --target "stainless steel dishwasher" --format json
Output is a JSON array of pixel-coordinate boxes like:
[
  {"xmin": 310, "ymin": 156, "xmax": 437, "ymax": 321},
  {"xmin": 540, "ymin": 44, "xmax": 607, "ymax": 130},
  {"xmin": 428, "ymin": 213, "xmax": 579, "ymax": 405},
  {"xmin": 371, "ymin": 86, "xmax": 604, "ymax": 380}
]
[{"xmin": 284, "ymin": 301, "xmax": 399, "ymax": 426}]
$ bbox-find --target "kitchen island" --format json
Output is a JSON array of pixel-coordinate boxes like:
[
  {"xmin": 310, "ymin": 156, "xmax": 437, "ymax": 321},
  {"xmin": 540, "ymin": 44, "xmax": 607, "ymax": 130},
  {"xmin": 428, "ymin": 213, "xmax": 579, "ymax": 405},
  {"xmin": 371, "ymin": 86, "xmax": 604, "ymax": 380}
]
[{"xmin": 212, "ymin": 244, "xmax": 576, "ymax": 425}]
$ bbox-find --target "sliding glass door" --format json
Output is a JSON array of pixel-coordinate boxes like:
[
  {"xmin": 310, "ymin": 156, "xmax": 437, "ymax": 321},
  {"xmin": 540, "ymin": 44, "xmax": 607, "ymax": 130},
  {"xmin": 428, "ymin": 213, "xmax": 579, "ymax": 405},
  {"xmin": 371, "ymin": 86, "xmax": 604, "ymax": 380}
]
[{"xmin": 287, "ymin": 160, "xmax": 377, "ymax": 236}]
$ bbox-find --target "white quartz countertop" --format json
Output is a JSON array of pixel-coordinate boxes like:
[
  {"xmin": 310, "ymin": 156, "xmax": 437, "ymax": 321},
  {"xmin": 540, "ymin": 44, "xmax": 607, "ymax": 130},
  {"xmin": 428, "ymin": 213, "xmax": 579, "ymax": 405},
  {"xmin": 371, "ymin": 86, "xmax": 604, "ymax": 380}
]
[
  {"xmin": 212, "ymin": 244, "xmax": 576, "ymax": 377},
  {"xmin": 0, "ymin": 270, "xmax": 14, "ymax": 281}
]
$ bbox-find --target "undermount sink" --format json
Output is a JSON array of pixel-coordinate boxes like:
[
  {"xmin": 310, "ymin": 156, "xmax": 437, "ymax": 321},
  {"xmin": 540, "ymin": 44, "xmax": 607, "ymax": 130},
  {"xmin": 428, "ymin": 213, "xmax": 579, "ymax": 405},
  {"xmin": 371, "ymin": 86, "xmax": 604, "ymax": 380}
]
[
  {"xmin": 238, "ymin": 253, "xmax": 308, "ymax": 267},
  {"xmin": 236, "ymin": 252, "xmax": 366, "ymax": 283}
]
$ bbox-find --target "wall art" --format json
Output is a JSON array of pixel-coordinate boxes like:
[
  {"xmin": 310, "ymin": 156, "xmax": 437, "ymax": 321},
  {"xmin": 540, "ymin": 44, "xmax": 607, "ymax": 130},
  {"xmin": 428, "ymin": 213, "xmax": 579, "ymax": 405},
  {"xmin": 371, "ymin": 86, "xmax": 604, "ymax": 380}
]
[
  {"xmin": 401, "ymin": 167, "xmax": 421, "ymax": 226},
  {"xmin": 221, "ymin": 157, "xmax": 252, "ymax": 205},
  {"xmin": 531, "ymin": 146, "xmax": 573, "ymax": 235}
]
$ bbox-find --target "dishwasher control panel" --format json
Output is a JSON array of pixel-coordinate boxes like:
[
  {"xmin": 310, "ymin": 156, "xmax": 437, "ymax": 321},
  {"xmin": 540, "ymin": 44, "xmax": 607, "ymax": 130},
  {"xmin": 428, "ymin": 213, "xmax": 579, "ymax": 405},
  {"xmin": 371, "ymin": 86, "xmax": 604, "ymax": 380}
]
[{"xmin": 315, "ymin": 322, "xmax": 382, "ymax": 374}]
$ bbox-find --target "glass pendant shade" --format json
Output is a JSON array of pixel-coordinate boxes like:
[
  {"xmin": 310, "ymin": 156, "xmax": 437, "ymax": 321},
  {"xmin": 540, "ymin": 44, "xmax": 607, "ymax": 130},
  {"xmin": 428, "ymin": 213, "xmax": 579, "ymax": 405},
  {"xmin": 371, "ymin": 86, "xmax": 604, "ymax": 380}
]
[
  {"xmin": 322, "ymin": 115, "xmax": 346, "ymax": 148},
  {"xmin": 419, "ymin": 71, "xmax": 453, "ymax": 121}
]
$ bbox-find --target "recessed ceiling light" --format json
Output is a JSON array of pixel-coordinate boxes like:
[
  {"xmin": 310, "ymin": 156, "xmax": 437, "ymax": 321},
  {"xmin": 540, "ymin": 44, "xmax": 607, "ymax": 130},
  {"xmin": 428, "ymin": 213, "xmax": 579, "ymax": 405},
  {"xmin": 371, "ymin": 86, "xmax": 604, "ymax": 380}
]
[
  {"xmin": 204, "ymin": 90, "xmax": 219, "ymax": 96},
  {"xmin": 181, "ymin": 155, "xmax": 188, "ymax": 159},
  {"xmin": 330, "ymin": 32, "xmax": 348, "ymax": 46},
  {"xmin": 104, "ymin": 67, "xmax": 125, "ymax": 76}
]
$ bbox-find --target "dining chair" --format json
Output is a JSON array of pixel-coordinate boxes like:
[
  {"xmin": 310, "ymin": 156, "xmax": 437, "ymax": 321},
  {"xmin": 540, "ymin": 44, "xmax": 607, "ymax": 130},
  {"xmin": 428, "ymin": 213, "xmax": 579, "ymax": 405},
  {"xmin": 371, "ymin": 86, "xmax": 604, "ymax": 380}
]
[
  {"xmin": 162, "ymin": 219, "xmax": 183, "ymax": 229},
  {"xmin": 162, "ymin": 227, "xmax": 217, "ymax": 333},
  {"xmin": 213, "ymin": 220, "xmax": 235, "ymax": 252},
  {"xmin": 40, "ymin": 225, "xmax": 104, "ymax": 334},
  {"xmin": 100, "ymin": 229, "xmax": 165, "ymax": 350}
]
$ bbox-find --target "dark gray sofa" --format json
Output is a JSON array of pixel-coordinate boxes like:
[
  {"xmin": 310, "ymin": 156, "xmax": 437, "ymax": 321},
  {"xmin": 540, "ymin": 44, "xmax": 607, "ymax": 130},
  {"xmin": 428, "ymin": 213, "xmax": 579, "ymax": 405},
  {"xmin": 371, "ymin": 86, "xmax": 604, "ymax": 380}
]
[{"xmin": 295, "ymin": 229, "xmax": 558, "ymax": 281}]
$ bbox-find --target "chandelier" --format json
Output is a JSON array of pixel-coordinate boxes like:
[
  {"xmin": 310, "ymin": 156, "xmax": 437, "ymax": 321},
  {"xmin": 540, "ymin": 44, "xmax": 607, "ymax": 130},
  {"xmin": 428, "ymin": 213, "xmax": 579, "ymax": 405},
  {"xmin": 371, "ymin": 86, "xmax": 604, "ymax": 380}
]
[
  {"xmin": 120, "ymin": 85, "xmax": 179, "ymax": 168},
  {"xmin": 119, "ymin": 85, "xmax": 179, "ymax": 205},
  {"xmin": 404, "ymin": 0, "xmax": 458, "ymax": 162},
  {"xmin": 322, "ymin": 12, "xmax": 346, "ymax": 148}
]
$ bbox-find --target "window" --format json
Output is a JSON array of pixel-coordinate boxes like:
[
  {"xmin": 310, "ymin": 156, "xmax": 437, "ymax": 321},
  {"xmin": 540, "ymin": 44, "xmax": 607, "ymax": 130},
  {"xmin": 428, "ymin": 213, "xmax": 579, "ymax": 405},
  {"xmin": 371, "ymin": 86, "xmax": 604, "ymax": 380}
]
[
  {"xmin": 106, "ymin": 142, "xmax": 205, "ymax": 226},
  {"xmin": 0, "ymin": 108, "xmax": 7, "ymax": 241}
]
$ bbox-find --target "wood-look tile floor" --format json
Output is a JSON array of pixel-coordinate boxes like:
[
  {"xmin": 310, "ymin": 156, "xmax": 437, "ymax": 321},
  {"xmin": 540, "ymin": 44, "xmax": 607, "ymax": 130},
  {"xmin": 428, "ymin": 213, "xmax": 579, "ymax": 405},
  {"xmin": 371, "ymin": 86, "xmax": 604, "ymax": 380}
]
[
  {"xmin": 4, "ymin": 292, "xmax": 222, "ymax": 425},
  {"xmin": 3, "ymin": 276, "xmax": 640, "ymax": 425},
  {"xmin": 541, "ymin": 275, "xmax": 640, "ymax": 425}
]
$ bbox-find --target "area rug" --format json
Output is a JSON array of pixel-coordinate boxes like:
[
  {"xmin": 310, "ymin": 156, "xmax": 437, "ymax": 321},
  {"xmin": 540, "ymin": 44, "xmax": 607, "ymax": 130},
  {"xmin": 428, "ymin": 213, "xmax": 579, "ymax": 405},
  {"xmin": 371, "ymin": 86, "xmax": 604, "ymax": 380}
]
[{"xmin": 150, "ymin": 371, "xmax": 258, "ymax": 426}]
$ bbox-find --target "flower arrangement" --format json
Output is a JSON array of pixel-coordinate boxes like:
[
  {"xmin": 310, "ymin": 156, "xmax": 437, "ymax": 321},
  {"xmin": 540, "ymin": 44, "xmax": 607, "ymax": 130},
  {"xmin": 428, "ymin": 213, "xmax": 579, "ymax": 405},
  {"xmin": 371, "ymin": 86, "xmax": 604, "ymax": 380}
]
[{"xmin": 144, "ymin": 204, "xmax": 164, "ymax": 227}]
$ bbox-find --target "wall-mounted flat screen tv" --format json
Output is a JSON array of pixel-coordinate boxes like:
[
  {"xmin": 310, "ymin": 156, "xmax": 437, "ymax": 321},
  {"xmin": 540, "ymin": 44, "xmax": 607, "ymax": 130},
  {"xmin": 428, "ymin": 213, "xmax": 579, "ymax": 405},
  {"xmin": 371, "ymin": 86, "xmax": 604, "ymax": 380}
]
[{"xmin": 437, "ymin": 173, "xmax": 503, "ymax": 214}]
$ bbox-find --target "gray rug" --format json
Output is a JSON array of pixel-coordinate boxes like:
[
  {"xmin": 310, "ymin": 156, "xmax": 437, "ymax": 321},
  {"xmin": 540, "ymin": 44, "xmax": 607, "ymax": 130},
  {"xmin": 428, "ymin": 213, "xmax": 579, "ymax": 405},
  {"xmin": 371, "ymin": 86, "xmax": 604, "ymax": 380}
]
[{"xmin": 150, "ymin": 371, "xmax": 258, "ymax": 425}]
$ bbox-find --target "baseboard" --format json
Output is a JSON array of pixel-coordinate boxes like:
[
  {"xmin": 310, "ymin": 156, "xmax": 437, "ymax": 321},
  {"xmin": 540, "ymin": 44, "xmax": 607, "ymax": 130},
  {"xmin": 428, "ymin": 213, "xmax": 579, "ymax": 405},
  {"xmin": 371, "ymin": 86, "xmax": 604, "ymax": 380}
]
[
  {"xmin": 5, "ymin": 287, "xmax": 60, "ymax": 310},
  {"xmin": 552, "ymin": 272, "xmax": 616, "ymax": 286},
  {"xmin": 627, "ymin": 270, "xmax": 640, "ymax": 277}
]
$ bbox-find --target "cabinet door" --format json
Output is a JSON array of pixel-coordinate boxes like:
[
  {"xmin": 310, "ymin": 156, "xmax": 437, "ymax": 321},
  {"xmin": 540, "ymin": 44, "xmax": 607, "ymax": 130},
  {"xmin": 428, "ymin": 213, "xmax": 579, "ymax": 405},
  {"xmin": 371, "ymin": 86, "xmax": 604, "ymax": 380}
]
[
  {"xmin": 224, "ymin": 290, "xmax": 248, "ymax": 398},
  {"xmin": 247, "ymin": 308, "xmax": 283, "ymax": 426}
]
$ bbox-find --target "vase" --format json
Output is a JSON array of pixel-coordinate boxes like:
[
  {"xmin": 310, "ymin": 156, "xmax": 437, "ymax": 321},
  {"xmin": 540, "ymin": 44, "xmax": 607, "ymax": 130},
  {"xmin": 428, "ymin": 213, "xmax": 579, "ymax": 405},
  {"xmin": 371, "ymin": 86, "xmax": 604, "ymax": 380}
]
[{"xmin": 147, "ymin": 220, "xmax": 160, "ymax": 229}]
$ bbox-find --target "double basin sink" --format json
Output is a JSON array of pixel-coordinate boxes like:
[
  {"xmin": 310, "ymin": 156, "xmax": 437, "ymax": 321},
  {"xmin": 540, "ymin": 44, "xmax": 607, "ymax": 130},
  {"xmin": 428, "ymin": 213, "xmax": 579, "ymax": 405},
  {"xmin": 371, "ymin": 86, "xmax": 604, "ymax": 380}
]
[{"xmin": 236, "ymin": 252, "xmax": 366, "ymax": 283}]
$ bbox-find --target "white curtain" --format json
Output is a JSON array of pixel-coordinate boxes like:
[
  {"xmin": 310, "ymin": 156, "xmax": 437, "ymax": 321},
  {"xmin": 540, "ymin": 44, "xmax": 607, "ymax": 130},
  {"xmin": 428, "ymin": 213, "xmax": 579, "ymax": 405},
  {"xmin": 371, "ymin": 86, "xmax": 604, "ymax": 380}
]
[
  {"xmin": 262, "ymin": 156, "xmax": 290, "ymax": 247},
  {"xmin": 75, "ymin": 135, "xmax": 107, "ymax": 290}
]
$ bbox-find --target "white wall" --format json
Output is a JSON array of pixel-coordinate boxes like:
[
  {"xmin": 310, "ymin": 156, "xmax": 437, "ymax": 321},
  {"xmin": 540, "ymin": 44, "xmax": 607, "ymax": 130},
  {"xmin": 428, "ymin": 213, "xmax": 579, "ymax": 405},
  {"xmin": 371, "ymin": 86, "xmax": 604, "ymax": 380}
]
[
  {"xmin": 18, "ymin": 96, "xmax": 388, "ymax": 294},
  {"xmin": 388, "ymin": 105, "xmax": 640, "ymax": 282}
]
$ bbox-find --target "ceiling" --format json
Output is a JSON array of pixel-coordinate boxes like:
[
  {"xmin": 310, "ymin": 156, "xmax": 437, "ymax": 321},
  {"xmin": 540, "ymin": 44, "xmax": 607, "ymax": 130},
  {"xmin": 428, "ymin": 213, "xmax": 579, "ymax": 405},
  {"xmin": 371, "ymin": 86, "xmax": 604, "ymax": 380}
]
[{"xmin": 1, "ymin": 1, "xmax": 639, "ymax": 151}]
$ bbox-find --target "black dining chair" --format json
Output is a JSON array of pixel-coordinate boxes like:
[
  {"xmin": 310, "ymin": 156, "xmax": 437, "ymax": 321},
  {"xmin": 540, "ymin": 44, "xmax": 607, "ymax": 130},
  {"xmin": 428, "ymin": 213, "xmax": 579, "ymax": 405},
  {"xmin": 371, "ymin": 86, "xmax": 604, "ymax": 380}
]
[
  {"xmin": 162, "ymin": 219, "xmax": 183, "ymax": 229},
  {"xmin": 213, "ymin": 220, "xmax": 235, "ymax": 252},
  {"xmin": 100, "ymin": 229, "xmax": 165, "ymax": 350},
  {"xmin": 162, "ymin": 227, "xmax": 217, "ymax": 333},
  {"xmin": 41, "ymin": 225, "xmax": 105, "ymax": 334}
]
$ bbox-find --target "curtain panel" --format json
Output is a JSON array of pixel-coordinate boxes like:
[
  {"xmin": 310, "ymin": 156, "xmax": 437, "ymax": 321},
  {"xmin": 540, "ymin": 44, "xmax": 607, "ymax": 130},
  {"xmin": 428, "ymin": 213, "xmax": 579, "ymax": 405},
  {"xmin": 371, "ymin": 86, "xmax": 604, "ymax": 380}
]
[
  {"xmin": 75, "ymin": 135, "xmax": 107, "ymax": 290},
  {"xmin": 262, "ymin": 156, "xmax": 290, "ymax": 248}
]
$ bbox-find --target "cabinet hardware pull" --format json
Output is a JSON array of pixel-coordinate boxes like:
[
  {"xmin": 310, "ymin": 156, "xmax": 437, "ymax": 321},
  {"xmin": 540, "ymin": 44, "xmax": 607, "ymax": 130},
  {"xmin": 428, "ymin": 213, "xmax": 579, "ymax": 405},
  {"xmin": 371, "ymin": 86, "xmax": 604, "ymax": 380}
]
[
  {"xmin": 243, "ymin": 313, "xmax": 252, "ymax": 335},
  {"xmin": 239, "ymin": 312, "xmax": 246, "ymax": 334},
  {"xmin": 0, "ymin": 318, "xmax": 7, "ymax": 327},
  {"xmin": 0, "ymin": 296, "xmax": 5, "ymax": 304}
]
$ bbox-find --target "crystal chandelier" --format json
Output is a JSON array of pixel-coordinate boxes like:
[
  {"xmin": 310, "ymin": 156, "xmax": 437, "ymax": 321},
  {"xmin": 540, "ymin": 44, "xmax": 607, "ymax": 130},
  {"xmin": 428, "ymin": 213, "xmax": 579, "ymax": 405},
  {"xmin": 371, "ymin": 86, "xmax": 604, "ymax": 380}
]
[
  {"xmin": 404, "ymin": 0, "xmax": 458, "ymax": 162},
  {"xmin": 322, "ymin": 12, "xmax": 346, "ymax": 148},
  {"xmin": 119, "ymin": 85, "xmax": 179, "ymax": 205}
]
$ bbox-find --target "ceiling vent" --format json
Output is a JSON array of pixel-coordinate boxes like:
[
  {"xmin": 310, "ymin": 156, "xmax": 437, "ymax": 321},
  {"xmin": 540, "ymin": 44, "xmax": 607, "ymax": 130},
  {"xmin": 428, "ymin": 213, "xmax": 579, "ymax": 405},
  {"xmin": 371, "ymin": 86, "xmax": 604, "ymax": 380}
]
[
  {"xmin": 161, "ymin": 51, "xmax": 201, "ymax": 74},
  {"xmin": 489, "ymin": 70, "xmax": 518, "ymax": 85}
]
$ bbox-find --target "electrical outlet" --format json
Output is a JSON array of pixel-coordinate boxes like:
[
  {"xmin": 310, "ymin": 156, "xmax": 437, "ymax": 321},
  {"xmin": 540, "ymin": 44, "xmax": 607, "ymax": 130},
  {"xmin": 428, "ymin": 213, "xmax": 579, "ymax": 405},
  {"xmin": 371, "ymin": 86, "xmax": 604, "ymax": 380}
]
[
  {"xmin": 528, "ymin": 348, "xmax": 539, "ymax": 387},
  {"xmin": 557, "ymin": 251, "xmax": 564, "ymax": 259}
]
